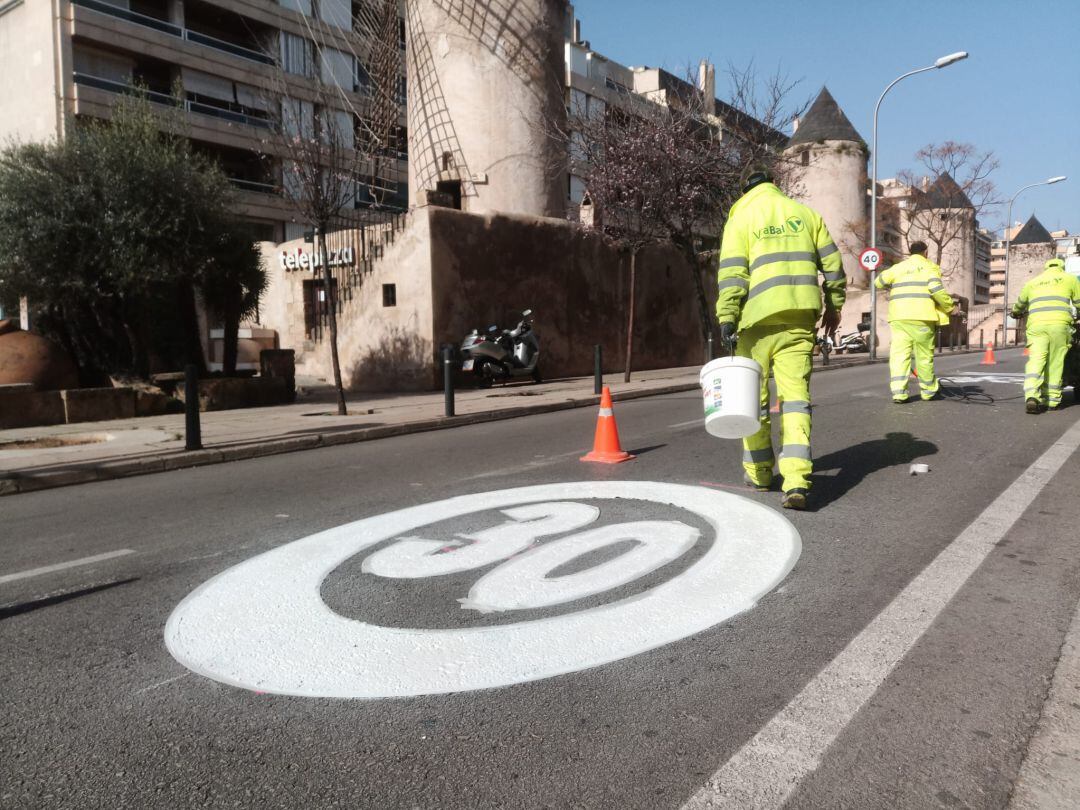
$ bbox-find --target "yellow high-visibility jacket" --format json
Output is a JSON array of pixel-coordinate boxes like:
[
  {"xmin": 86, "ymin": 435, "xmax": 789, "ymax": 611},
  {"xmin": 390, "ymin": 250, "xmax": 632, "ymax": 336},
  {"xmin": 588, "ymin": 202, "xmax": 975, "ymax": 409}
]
[
  {"xmin": 1011, "ymin": 259, "xmax": 1080, "ymax": 327},
  {"xmin": 874, "ymin": 254, "xmax": 954, "ymax": 322},
  {"xmin": 716, "ymin": 183, "xmax": 846, "ymax": 329}
]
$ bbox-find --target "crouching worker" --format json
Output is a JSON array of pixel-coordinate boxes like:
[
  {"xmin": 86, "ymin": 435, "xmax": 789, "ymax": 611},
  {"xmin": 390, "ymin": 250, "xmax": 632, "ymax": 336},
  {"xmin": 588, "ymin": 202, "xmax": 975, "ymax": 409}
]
[
  {"xmin": 716, "ymin": 168, "xmax": 846, "ymax": 511},
  {"xmin": 1012, "ymin": 257, "xmax": 1080, "ymax": 413}
]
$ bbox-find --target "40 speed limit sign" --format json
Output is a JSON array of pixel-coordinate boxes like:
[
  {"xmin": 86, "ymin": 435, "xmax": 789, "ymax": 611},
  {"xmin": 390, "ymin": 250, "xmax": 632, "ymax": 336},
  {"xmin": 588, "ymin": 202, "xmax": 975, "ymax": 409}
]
[
  {"xmin": 165, "ymin": 481, "xmax": 801, "ymax": 699},
  {"xmin": 859, "ymin": 247, "xmax": 883, "ymax": 272}
]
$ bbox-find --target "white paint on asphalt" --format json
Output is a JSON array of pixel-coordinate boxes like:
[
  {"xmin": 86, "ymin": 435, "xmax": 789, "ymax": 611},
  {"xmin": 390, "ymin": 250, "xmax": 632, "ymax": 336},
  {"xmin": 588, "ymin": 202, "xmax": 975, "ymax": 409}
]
[
  {"xmin": 136, "ymin": 673, "xmax": 191, "ymax": 694},
  {"xmin": 0, "ymin": 549, "xmax": 136, "ymax": 585},
  {"xmin": 460, "ymin": 519, "xmax": 699, "ymax": 613},
  {"xmin": 165, "ymin": 481, "xmax": 801, "ymax": 699},
  {"xmin": 668, "ymin": 419, "xmax": 704, "ymax": 429},
  {"xmin": 682, "ymin": 416, "xmax": 1080, "ymax": 810}
]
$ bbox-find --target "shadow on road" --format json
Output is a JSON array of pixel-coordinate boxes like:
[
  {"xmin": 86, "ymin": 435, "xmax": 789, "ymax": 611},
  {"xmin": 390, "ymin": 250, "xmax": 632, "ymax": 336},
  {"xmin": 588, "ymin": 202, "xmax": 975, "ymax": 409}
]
[
  {"xmin": 0, "ymin": 578, "xmax": 139, "ymax": 621},
  {"xmin": 810, "ymin": 432, "xmax": 938, "ymax": 511}
]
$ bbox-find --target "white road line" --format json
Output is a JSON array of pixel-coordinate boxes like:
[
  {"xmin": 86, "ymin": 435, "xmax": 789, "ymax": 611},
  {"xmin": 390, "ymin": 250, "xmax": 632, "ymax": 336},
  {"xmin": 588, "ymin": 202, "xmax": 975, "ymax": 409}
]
[
  {"xmin": 668, "ymin": 419, "xmax": 703, "ymax": 429},
  {"xmin": 683, "ymin": 416, "xmax": 1080, "ymax": 810},
  {"xmin": 0, "ymin": 549, "xmax": 137, "ymax": 585},
  {"xmin": 136, "ymin": 673, "xmax": 191, "ymax": 694}
]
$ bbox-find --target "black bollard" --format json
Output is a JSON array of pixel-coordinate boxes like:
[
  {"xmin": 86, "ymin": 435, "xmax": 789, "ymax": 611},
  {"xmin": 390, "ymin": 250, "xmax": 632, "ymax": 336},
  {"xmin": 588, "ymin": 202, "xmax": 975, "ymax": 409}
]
[
  {"xmin": 184, "ymin": 363, "xmax": 202, "ymax": 451},
  {"xmin": 705, "ymin": 334, "xmax": 714, "ymax": 364},
  {"xmin": 594, "ymin": 344, "xmax": 603, "ymax": 395},
  {"xmin": 443, "ymin": 345, "xmax": 455, "ymax": 418}
]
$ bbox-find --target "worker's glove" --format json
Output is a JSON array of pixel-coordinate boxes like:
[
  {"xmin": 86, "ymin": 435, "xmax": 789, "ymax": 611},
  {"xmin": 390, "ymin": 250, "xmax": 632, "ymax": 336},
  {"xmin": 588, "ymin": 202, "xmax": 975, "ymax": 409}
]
[{"xmin": 719, "ymin": 322, "xmax": 737, "ymax": 348}]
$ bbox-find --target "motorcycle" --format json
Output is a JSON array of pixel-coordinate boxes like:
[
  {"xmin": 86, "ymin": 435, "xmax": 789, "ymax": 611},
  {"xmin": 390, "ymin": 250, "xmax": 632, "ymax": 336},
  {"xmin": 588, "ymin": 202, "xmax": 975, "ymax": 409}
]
[
  {"xmin": 834, "ymin": 321, "xmax": 870, "ymax": 354},
  {"xmin": 460, "ymin": 309, "xmax": 542, "ymax": 387}
]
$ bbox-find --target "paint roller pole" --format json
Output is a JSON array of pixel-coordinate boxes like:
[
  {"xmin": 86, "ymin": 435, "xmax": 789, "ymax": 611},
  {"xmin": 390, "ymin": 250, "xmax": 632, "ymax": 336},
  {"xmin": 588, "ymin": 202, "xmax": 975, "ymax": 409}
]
[
  {"xmin": 594, "ymin": 345, "xmax": 603, "ymax": 395},
  {"xmin": 443, "ymin": 345, "xmax": 455, "ymax": 418},
  {"xmin": 184, "ymin": 364, "xmax": 202, "ymax": 451}
]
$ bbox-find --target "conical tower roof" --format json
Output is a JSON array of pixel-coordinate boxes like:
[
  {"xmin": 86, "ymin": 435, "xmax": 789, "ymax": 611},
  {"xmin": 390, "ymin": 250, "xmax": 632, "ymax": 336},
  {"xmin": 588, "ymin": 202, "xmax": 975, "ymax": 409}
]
[
  {"xmin": 921, "ymin": 172, "xmax": 974, "ymax": 210},
  {"xmin": 788, "ymin": 87, "xmax": 864, "ymax": 146},
  {"xmin": 1012, "ymin": 215, "xmax": 1053, "ymax": 245}
]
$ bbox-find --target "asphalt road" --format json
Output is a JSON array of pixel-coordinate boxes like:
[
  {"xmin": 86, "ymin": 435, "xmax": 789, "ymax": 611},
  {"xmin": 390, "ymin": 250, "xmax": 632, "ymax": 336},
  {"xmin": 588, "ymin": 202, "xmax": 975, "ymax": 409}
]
[{"xmin": 3, "ymin": 348, "xmax": 1079, "ymax": 809}]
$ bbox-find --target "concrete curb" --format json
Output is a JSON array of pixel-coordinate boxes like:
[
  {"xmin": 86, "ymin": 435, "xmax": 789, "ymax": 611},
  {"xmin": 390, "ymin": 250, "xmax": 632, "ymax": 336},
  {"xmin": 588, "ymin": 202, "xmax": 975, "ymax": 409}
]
[
  {"xmin": 0, "ymin": 346, "xmax": 997, "ymax": 497},
  {"xmin": 0, "ymin": 382, "xmax": 697, "ymax": 496}
]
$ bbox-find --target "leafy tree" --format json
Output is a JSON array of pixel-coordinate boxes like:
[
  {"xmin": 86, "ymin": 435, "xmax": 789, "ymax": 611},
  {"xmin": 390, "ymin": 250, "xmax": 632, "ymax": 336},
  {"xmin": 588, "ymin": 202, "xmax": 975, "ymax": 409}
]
[{"xmin": 0, "ymin": 91, "xmax": 265, "ymax": 382}]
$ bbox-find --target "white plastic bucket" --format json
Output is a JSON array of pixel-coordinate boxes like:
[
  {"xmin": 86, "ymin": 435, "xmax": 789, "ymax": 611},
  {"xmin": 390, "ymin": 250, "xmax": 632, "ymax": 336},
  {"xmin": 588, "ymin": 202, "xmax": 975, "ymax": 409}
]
[{"xmin": 699, "ymin": 357, "xmax": 763, "ymax": 439}]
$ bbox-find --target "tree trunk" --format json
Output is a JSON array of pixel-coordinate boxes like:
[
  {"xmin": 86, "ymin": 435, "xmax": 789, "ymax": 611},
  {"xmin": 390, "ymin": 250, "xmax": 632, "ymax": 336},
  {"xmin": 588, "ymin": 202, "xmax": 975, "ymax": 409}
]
[
  {"xmin": 678, "ymin": 238, "xmax": 713, "ymax": 344},
  {"xmin": 222, "ymin": 283, "xmax": 241, "ymax": 376},
  {"xmin": 178, "ymin": 281, "xmax": 207, "ymax": 375},
  {"xmin": 319, "ymin": 227, "xmax": 348, "ymax": 416},
  {"xmin": 623, "ymin": 249, "xmax": 637, "ymax": 384}
]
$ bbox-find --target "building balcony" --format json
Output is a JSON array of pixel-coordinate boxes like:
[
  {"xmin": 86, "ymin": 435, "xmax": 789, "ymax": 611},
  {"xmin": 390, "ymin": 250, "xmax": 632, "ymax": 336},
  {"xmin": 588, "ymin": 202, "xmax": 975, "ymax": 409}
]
[
  {"xmin": 71, "ymin": 0, "xmax": 275, "ymax": 65},
  {"xmin": 73, "ymin": 72, "xmax": 272, "ymax": 129}
]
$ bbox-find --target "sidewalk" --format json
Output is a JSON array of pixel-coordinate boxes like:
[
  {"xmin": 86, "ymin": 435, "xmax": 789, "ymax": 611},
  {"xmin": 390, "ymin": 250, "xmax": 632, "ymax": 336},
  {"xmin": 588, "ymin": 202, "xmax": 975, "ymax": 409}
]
[{"xmin": 0, "ymin": 349, "xmax": 923, "ymax": 496}]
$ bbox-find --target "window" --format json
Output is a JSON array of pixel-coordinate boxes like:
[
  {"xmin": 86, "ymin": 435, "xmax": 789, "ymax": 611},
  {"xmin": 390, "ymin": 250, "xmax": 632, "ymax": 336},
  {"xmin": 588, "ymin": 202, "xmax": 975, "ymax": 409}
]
[
  {"xmin": 801, "ymin": 150, "xmax": 810, "ymax": 166},
  {"xmin": 280, "ymin": 32, "xmax": 312, "ymax": 76},
  {"xmin": 382, "ymin": 284, "xmax": 397, "ymax": 307}
]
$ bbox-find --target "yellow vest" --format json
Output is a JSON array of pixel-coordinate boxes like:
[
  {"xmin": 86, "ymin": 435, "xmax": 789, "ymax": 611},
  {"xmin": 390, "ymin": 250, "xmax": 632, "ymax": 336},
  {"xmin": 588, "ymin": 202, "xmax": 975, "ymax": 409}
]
[
  {"xmin": 1012, "ymin": 260, "xmax": 1080, "ymax": 326},
  {"xmin": 716, "ymin": 183, "xmax": 846, "ymax": 329},
  {"xmin": 874, "ymin": 254, "xmax": 954, "ymax": 323}
]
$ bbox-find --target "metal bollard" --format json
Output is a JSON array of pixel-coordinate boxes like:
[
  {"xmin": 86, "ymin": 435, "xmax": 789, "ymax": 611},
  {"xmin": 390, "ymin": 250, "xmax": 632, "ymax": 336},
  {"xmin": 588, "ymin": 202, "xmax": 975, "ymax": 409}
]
[
  {"xmin": 443, "ymin": 345, "xmax": 455, "ymax": 418},
  {"xmin": 594, "ymin": 344, "xmax": 603, "ymax": 395},
  {"xmin": 936, "ymin": 330, "xmax": 942, "ymax": 354},
  {"xmin": 705, "ymin": 334, "xmax": 714, "ymax": 364},
  {"xmin": 979, "ymin": 329, "xmax": 984, "ymax": 349},
  {"xmin": 184, "ymin": 363, "xmax": 202, "ymax": 451}
]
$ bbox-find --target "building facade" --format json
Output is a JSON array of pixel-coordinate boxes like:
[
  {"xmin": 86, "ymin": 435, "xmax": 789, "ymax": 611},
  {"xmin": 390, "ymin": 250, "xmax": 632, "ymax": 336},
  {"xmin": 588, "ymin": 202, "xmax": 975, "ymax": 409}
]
[{"xmin": 0, "ymin": 0, "xmax": 409, "ymax": 242}]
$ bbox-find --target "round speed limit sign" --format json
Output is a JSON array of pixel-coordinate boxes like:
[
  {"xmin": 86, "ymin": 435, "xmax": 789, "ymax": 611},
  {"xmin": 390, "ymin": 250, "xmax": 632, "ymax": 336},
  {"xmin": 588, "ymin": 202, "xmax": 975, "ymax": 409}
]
[{"xmin": 859, "ymin": 247, "xmax": 883, "ymax": 273}]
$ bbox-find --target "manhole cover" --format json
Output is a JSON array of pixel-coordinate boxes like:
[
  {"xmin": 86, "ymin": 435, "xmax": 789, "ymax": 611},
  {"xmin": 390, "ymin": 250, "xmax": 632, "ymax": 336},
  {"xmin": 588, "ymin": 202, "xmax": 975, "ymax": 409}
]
[{"xmin": 0, "ymin": 433, "xmax": 111, "ymax": 451}]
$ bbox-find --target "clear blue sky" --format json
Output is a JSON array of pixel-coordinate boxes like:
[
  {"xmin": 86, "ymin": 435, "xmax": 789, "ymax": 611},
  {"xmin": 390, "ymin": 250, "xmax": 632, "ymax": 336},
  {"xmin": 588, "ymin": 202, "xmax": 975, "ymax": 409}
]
[{"xmin": 574, "ymin": 0, "xmax": 1079, "ymax": 237}]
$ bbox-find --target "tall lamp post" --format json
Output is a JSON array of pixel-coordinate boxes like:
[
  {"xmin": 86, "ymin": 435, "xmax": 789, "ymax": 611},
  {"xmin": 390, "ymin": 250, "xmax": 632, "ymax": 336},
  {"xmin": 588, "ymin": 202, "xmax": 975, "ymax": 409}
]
[
  {"xmin": 1001, "ymin": 176, "xmax": 1067, "ymax": 345},
  {"xmin": 869, "ymin": 51, "xmax": 968, "ymax": 359}
]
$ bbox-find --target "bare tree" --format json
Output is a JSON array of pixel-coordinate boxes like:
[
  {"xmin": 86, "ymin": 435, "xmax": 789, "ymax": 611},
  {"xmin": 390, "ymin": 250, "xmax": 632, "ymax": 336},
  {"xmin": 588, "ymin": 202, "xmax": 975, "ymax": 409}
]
[
  {"xmin": 265, "ymin": 2, "xmax": 404, "ymax": 414},
  {"xmin": 892, "ymin": 141, "xmax": 999, "ymax": 279},
  {"xmin": 552, "ymin": 63, "xmax": 805, "ymax": 379}
]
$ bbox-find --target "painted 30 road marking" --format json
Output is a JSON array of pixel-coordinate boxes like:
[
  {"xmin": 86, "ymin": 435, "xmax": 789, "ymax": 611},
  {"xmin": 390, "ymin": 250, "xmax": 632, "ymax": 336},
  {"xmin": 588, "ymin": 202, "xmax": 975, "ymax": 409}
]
[{"xmin": 165, "ymin": 481, "xmax": 801, "ymax": 699}]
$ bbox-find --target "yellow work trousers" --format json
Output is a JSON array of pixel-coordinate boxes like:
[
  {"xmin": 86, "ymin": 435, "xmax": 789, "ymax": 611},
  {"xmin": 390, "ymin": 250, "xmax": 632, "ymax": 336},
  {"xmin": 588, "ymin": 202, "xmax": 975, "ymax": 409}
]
[
  {"xmin": 889, "ymin": 320, "xmax": 939, "ymax": 401},
  {"xmin": 1025, "ymin": 322, "xmax": 1072, "ymax": 407},
  {"xmin": 737, "ymin": 321, "xmax": 814, "ymax": 492}
]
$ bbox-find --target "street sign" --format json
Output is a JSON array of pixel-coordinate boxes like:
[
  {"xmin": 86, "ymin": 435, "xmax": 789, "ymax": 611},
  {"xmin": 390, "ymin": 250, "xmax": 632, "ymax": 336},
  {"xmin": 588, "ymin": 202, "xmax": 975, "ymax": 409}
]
[
  {"xmin": 165, "ymin": 481, "xmax": 801, "ymax": 698},
  {"xmin": 859, "ymin": 248, "xmax": 883, "ymax": 273}
]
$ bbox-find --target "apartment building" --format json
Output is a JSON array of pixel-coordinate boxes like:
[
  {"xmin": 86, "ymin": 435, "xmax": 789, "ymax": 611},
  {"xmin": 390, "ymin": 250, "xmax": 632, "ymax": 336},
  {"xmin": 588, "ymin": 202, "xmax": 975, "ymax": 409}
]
[{"xmin": 0, "ymin": 0, "xmax": 407, "ymax": 242}]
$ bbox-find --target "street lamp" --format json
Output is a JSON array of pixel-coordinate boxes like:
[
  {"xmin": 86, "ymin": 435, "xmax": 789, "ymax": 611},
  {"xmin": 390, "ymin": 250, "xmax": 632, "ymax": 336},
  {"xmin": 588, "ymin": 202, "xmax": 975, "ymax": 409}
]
[
  {"xmin": 869, "ymin": 51, "xmax": 969, "ymax": 359},
  {"xmin": 1001, "ymin": 175, "xmax": 1068, "ymax": 345}
]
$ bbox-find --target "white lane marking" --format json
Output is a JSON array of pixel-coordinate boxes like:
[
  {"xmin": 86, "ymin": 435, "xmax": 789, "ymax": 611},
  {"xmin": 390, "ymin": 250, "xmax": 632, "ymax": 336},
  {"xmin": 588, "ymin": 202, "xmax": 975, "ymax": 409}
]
[
  {"xmin": 136, "ymin": 673, "xmax": 191, "ymax": 694},
  {"xmin": 165, "ymin": 482, "xmax": 801, "ymax": 699},
  {"xmin": 0, "ymin": 549, "xmax": 136, "ymax": 585},
  {"xmin": 683, "ymin": 416, "xmax": 1080, "ymax": 810},
  {"xmin": 668, "ymin": 419, "xmax": 704, "ymax": 429}
]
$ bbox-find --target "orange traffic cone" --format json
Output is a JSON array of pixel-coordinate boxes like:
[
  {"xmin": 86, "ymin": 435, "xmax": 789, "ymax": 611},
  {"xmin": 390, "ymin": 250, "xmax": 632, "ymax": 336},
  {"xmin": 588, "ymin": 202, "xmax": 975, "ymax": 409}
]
[
  {"xmin": 581, "ymin": 386, "xmax": 635, "ymax": 464},
  {"xmin": 980, "ymin": 342, "xmax": 997, "ymax": 366}
]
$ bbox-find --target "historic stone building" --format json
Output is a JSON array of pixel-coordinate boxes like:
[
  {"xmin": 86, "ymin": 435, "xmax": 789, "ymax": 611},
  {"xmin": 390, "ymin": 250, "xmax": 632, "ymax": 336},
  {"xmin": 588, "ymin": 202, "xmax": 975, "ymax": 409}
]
[{"xmin": 1006, "ymin": 215, "xmax": 1057, "ymax": 301}]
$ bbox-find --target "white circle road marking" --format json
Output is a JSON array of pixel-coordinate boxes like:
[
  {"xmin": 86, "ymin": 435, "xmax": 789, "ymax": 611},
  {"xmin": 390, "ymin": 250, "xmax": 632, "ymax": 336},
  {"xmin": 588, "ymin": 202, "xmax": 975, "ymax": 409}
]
[{"xmin": 164, "ymin": 482, "xmax": 801, "ymax": 699}]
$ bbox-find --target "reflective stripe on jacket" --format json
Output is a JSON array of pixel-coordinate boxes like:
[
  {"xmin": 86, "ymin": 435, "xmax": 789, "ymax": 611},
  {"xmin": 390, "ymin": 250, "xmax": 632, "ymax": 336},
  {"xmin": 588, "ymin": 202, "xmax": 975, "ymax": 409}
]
[
  {"xmin": 873, "ymin": 254, "xmax": 954, "ymax": 322},
  {"xmin": 1011, "ymin": 259, "xmax": 1080, "ymax": 327},
  {"xmin": 715, "ymin": 183, "xmax": 846, "ymax": 329}
]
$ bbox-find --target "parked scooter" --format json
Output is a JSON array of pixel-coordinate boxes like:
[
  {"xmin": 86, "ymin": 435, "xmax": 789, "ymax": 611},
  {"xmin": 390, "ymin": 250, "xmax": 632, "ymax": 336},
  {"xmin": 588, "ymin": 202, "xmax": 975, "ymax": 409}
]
[
  {"xmin": 834, "ymin": 322, "xmax": 870, "ymax": 354},
  {"xmin": 460, "ymin": 309, "xmax": 542, "ymax": 386}
]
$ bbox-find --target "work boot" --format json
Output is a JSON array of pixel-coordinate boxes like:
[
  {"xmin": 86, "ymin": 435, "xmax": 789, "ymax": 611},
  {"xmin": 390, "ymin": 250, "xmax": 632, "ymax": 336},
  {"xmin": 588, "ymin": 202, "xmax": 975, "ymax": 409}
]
[
  {"xmin": 1025, "ymin": 398, "xmax": 1044, "ymax": 414},
  {"xmin": 743, "ymin": 473, "xmax": 771, "ymax": 493},
  {"xmin": 782, "ymin": 488, "xmax": 808, "ymax": 510},
  {"xmin": 922, "ymin": 392, "xmax": 943, "ymax": 402},
  {"xmin": 892, "ymin": 396, "xmax": 910, "ymax": 404}
]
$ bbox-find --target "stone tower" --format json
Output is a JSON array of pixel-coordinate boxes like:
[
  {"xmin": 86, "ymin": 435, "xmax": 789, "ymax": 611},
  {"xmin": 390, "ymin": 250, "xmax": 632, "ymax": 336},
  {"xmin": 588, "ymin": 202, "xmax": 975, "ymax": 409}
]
[
  {"xmin": 1007, "ymin": 215, "xmax": 1057, "ymax": 306},
  {"xmin": 405, "ymin": 0, "xmax": 568, "ymax": 219},
  {"xmin": 783, "ymin": 87, "xmax": 869, "ymax": 290}
]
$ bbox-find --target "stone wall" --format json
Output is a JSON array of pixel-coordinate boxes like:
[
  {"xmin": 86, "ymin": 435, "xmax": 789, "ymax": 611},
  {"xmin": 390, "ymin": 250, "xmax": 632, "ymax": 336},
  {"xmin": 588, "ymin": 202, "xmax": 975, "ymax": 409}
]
[{"xmin": 427, "ymin": 207, "xmax": 710, "ymax": 381}]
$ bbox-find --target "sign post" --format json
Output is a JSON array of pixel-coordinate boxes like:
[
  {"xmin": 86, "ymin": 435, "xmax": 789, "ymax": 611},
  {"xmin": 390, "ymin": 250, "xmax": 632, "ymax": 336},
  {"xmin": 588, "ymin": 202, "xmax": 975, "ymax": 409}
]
[{"xmin": 860, "ymin": 248, "xmax": 883, "ymax": 358}]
